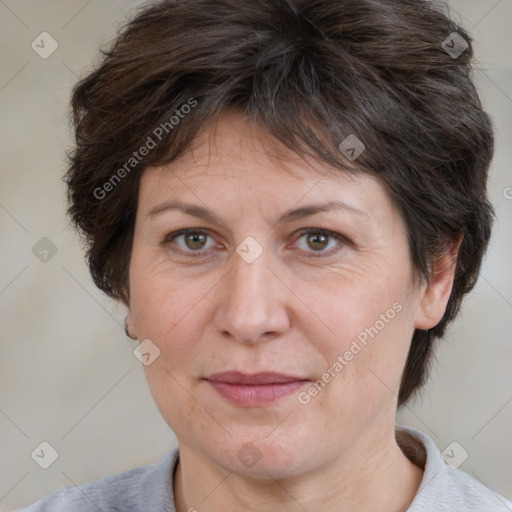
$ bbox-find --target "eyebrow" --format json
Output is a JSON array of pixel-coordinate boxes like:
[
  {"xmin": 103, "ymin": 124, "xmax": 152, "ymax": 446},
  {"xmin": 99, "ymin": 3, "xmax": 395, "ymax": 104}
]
[{"xmin": 147, "ymin": 199, "xmax": 369, "ymax": 224}]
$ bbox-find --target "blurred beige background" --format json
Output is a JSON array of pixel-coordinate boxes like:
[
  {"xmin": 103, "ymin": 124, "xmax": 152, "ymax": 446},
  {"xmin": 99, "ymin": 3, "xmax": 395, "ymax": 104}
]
[{"xmin": 0, "ymin": 1, "xmax": 511, "ymax": 510}]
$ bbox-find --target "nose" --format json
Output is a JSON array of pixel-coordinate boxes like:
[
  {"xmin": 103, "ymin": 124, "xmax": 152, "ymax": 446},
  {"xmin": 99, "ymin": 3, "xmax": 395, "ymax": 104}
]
[{"xmin": 213, "ymin": 247, "xmax": 291, "ymax": 344}]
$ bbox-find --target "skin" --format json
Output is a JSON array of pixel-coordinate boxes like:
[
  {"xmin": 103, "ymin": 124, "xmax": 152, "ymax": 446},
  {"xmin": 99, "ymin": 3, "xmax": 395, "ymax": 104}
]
[{"xmin": 125, "ymin": 110, "xmax": 459, "ymax": 511}]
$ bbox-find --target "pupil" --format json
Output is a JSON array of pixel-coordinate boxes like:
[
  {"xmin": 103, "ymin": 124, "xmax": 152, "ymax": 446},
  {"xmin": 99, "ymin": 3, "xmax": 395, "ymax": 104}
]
[
  {"xmin": 186, "ymin": 233, "xmax": 206, "ymax": 249},
  {"xmin": 308, "ymin": 233, "xmax": 328, "ymax": 250}
]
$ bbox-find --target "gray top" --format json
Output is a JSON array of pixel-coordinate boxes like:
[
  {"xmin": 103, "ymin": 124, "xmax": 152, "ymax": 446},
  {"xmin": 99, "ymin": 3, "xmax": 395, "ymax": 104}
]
[{"xmin": 17, "ymin": 426, "xmax": 512, "ymax": 511}]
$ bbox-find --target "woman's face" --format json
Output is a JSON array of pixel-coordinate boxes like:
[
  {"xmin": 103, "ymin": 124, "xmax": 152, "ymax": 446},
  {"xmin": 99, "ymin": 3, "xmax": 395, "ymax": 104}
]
[{"xmin": 127, "ymin": 111, "xmax": 446, "ymax": 478}]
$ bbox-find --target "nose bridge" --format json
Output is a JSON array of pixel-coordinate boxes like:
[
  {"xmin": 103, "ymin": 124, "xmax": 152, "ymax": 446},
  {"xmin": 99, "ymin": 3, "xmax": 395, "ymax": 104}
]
[{"xmin": 214, "ymin": 244, "xmax": 289, "ymax": 343}]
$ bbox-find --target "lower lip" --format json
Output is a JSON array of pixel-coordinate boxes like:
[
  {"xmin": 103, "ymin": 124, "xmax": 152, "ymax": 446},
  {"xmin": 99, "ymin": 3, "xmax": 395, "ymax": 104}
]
[{"xmin": 207, "ymin": 380, "xmax": 307, "ymax": 407}]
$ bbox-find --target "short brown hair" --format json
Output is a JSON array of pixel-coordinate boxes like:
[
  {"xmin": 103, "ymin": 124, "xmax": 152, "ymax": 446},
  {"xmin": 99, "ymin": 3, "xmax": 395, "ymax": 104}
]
[{"xmin": 65, "ymin": 0, "xmax": 495, "ymax": 406}]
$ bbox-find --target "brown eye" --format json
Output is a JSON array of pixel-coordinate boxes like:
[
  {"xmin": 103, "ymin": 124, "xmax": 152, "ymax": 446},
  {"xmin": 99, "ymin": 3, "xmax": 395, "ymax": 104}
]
[
  {"xmin": 306, "ymin": 232, "xmax": 329, "ymax": 251},
  {"xmin": 183, "ymin": 232, "xmax": 208, "ymax": 250},
  {"xmin": 165, "ymin": 229, "xmax": 216, "ymax": 254},
  {"xmin": 294, "ymin": 229, "xmax": 346, "ymax": 257}
]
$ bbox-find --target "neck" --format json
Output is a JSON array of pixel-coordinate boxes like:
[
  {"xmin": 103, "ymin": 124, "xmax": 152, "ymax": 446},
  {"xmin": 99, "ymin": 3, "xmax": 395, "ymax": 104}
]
[{"xmin": 173, "ymin": 424, "xmax": 424, "ymax": 512}]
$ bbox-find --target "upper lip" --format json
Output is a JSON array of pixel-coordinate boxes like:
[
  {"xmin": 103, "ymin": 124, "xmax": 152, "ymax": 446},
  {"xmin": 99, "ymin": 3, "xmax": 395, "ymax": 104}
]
[{"xmin": 206, "ymin": 371, "xmax": 309, "ymax": 385}]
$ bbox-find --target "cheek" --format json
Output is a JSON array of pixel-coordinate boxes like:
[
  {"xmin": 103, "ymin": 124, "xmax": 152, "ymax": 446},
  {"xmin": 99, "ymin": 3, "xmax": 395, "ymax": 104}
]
[
  {"xmin": 129, "ymin": 249, "xmax": 209, "ymax": 339},
  {"xmin": 295, "ymin": 266, "xmax": 405, "ymax": 341},
  {"xmin": 143, "ymin": 362, "xmax": 204, "ymax": 441},
  {"xmin": 295, "ymin": 271, "xmax": 414, "ymax": 395}
]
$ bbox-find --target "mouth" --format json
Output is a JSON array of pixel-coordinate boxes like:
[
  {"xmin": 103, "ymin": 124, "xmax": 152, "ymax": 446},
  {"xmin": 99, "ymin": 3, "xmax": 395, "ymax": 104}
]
[{"xmin": 204, "ymin": 371, "xmax": 310, "ymax": 407}]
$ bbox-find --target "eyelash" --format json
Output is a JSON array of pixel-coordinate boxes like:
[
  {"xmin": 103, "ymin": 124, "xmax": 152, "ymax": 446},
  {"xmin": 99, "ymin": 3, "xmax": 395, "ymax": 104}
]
[{"xmin": 163, "ymin": 228, "xmax": 348, "ymax": 259}]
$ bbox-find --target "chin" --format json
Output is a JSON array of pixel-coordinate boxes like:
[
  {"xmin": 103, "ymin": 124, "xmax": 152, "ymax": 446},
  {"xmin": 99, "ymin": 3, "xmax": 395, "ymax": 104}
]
[{"xmin": 206, "ymin": 433, "xmax": 319, "ymax": 479}]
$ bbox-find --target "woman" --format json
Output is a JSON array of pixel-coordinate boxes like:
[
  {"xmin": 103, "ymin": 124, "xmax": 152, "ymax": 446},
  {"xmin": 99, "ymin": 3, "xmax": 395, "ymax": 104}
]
[{"xmin": 19, "ymin": 0, "xmax": 511, "ymax": 510}]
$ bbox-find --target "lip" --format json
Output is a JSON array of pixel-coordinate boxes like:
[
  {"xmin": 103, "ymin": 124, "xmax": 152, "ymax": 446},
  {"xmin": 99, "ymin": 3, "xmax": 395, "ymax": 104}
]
[
  {"xmin": 207, "ymin": 371, "xmax": 308, "ymax": 385},
  {"xmin": 205, "ymin": 371, "xmax": 309, "ymax": 407}
]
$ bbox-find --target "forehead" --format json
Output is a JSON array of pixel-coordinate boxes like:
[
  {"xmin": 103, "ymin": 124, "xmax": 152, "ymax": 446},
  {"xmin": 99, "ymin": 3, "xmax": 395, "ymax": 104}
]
[{"xmin": 139, "ymin": 110, "xmax": 397, "ymax": 225}]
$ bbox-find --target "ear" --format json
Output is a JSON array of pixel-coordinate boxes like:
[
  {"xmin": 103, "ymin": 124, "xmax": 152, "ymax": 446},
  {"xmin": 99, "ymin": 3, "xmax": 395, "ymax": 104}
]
[
  {"xmin": 125, "ymin": 309, "xmax": 138, "ymax": 340},
  {"xmin": 414, "ymin": 234, "xmax": 463, "ymax": 330}
]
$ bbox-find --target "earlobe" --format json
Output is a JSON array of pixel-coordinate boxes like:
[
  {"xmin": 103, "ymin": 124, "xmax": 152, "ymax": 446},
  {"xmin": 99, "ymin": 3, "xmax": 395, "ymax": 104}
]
[
  {"xmin": 414, "ymin": 234, "xmax": 463, "ymax": 330},
  {"xmin": 124, "ymin": 310, "xmax": 138, "ymax": 340}
]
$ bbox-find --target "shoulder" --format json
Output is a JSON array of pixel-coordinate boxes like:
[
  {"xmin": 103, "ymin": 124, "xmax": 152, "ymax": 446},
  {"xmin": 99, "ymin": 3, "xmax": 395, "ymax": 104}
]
[
  {"xmin": 16, "ymin": 447, "xmax": 179, "ymax": 512},
  {"xmin": 397, "ymin": 425, "xmax": 512, "ymax": 512}
]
